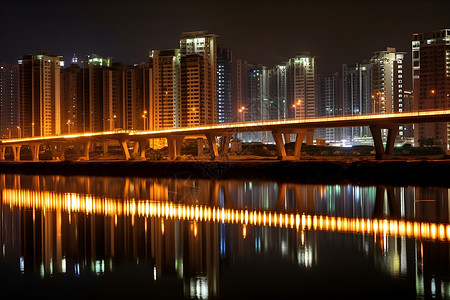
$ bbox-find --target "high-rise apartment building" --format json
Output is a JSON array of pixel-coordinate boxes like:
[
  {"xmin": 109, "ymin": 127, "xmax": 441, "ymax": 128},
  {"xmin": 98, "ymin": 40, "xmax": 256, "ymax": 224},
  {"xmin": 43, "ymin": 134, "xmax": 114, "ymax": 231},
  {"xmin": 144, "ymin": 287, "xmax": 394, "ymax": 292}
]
[
  {"xmin": 61, "ymin": 63, "xmax": 83, "ymax": 134},
  {"xmin": 317, "ymin": 73, "xmax": 339, "ymax": 141},
  {"xmin": 82, "ymin": 54, "xmax": 112, "ymax": 132},
  {"xmin": 233, "ymin": 59, "xmax": 248, "ymax": 122},
  {"xmin": 370, "ymin": 47, "xmax": 407, "ymax": 141},
  {"xmin": 0, "ymin": 63, "xmax": 19, "ymax": 138},
  {"xmin": 412, "ymin": 29, "xmax": 450, "ymax": 148},
  {"xmin": 149, "ymin": 49, "xmax": 180, "ymax": 130},
  {"xmin": 371, "ymin": 47, "xmax": 406, "ymax": 115},
  {"xmin": 286, "ymin": 53, "xmax": 317, "ymax": 119},
  {"xmin": 18, "ymin": 53, "xmax": 63, "ymax": 137},
  {"xmin": 217, "ymin": 46, "xmax": 232, "ymax": 123},
  {"xmin": 341, "ymin": 62, "xmax": 371, "ymax": 140},
  {"xmin": 179, "ymin": 31, "xmax": 218, "ymax": 126},
  {"xmin": 123, "ymin": 63, "xmax": 150, "ymax": 131},
  {"xmin": 268, "ymin": 64, "xmax": 287, "ymax": 120}
]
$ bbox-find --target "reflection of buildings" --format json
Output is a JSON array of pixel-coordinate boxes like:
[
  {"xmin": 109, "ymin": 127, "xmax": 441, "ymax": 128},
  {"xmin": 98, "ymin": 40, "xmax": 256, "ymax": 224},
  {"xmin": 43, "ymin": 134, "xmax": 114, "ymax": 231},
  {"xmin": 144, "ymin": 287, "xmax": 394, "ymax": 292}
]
[{"xmin": 1, "ymin": 174, "xmax": 450, "ymax": 298}]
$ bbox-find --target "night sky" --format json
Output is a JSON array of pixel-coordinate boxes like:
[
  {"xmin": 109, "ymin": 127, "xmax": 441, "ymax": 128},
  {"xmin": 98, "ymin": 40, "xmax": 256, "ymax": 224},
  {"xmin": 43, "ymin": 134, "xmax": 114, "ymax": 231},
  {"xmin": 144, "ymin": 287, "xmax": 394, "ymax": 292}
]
[{"xmin": 1, "ymin": 0, "xmax": 449, "ymax": 89}]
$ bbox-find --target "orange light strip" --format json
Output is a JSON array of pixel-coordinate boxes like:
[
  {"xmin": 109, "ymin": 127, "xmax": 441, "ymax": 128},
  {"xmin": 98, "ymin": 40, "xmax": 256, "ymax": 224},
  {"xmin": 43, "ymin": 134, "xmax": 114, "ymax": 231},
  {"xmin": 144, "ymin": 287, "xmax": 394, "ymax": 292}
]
[
  {"xmin": 2, "ymin": 109, "xmax": 450, "ymax": 144},
  {"xmin": 2, "ymin": 188, "xmax": 450, "ymax": 242}
]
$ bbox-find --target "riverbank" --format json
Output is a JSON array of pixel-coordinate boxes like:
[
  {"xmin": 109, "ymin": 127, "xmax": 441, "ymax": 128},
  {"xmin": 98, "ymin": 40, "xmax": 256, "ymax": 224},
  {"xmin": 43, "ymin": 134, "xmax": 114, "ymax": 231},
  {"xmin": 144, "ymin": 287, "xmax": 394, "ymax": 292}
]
[{"xmin": 1, "ymin": 159, "xmax": 450, "ymax": 187}]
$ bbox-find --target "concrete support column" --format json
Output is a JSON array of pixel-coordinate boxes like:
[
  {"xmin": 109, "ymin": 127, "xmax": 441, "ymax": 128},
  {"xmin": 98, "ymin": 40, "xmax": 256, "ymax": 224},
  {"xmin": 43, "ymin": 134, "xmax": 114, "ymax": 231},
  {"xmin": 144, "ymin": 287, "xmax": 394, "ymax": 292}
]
[
  {"xmin": 293, "ymin": 130, "xmax": 307, "ymax": 158},
  {"xmin": 103, "ymin": 140, "xmax": 109, "ymax": 155},
  {"xmin": 0, "ymin": 147, "xmax": 5, "ymax": 160},
  {"xmin": 12, "ymin": 145, "xmax": 21, "ymax": 161},
  {"xmin": 205, "ymin": 133, "xmax": 219, "ymax": 160},
  {"xmin": 167, "ymin": 135, "xmax": 185, "ymax": 160},
  {"xmin": 305, "ymin": 129, "xmax": 314, "ymax": 146},
  {"xmin": 273, "ymin": 132, "xmax": 287, "ymax": 159},
  {"xmin": 219, "ymin": 134, "xmax": 232, "ymax": 158},
  {"xmin": 138, "ymin": 139, "xmax": 147, "ymax": 160},
  {"xmin": 79, "ymin": 141, "xmax": 91, "ymax": 160},
  {"xmin": 273, "ymin": 130, "xmax": 307, "ymax": 160},
  {"xmin": 369, "ymin": 124, "xmax": 398, "ymax": 160},
  {"xmin": 283, "ymin": 133, "xmax": 291, "ymax": 144},
  {"xmin": 30, "ymin": 144, "xmax": 40, "ymax": 161},
  {"xmin": 119, "ymin": 140, "xmax": 131, "ymax": 160}
]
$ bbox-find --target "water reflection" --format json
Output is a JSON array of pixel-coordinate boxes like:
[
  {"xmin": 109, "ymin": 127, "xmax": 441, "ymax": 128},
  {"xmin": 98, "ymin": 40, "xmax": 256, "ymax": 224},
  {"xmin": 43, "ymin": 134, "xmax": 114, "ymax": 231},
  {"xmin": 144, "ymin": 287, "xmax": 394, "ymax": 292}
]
[{"xmin": 1, "ymin": 174, "xmax": 450, "ymax": 298}]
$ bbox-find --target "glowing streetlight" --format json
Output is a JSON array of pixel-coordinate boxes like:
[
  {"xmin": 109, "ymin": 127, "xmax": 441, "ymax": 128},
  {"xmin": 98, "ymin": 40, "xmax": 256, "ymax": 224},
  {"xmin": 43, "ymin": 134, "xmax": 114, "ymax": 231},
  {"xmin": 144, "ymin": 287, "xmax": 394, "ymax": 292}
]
[
  {"xmin": 67, "ymin": 120, "xmax": 71, "ymax": 134},
  {"xmin": 113, "ymin": 115, "xmax": 117, "ymax": 130},
  {"xmin": 142, "ymin": 110, "xmax": 148, "ymax": 131},
  {"xmin": 17, "ymin": 126, "xmax": 21, "ymax": 138},
  {"xmin": 238, "ymin": 106, "xmax": 247, "ymax": 122}
]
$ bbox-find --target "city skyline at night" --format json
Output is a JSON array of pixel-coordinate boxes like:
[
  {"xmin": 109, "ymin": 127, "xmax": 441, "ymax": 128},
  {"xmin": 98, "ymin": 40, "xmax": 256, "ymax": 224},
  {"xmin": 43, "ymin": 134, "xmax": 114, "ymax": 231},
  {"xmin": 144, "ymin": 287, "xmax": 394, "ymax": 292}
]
[{"xmin": 1, "ymin": 0, "xmax": 449, "ymax": 89}]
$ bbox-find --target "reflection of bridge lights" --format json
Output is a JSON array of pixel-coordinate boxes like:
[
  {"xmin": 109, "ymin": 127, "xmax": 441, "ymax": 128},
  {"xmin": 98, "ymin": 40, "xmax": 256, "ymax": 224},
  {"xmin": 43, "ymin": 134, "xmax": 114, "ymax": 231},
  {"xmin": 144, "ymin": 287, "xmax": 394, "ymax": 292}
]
[{"xmin": 3, "ymin": 188, "xmax": 450, "ymax": 243}]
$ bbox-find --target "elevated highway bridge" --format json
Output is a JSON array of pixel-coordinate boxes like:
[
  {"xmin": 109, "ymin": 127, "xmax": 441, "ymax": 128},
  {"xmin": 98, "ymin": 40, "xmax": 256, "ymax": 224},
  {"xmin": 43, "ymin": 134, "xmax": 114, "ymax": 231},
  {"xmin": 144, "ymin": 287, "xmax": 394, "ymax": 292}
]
[{"xmin": 1, "ymin": 109, "xmax": 450, "ymax": 161}]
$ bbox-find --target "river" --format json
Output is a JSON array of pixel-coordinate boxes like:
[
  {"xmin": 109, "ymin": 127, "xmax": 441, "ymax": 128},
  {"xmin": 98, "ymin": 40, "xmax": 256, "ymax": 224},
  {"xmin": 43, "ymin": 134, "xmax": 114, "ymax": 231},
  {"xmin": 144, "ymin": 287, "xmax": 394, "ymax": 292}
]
[{"xmin": 0, "ymin": 173, "xmax": 449, "ymax": 299}]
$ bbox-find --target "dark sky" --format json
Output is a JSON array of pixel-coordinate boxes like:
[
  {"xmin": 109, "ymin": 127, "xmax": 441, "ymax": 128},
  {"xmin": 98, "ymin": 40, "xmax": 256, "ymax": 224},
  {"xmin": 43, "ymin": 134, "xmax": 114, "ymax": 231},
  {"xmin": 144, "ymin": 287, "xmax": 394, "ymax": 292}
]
[{"xmin": 1, "ymin": 0, "xmax": 449, "ymax": 89}]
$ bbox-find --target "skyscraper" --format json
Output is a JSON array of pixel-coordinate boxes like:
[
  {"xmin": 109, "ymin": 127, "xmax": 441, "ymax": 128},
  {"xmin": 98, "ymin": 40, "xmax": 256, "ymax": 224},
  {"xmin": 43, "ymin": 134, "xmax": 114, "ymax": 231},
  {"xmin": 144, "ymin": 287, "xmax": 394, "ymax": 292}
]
[
  {"xmin": 317, "ymin": 73, "xmax": 339, "ymax": 141},
  {"xmin": 123, "ymin": 63, "xmax": 150, "ymax": 131},
  {"xmin": 18, "ymin": 53, "xmax": 63, "ymax": 137},
  {"xmin": 179, "ymin": 31, "xmax": 218, "ymax": 126},
  {"xmin": 217, "ymin": 46, "xmax": 232, "ymax": 123},
  {"xmin": 268, "ymin": 64, "xmax": 287, "ymax": 120},
  {"xmin": 412, "ymin": 29, "xmax": 450, "ymax": 148},
  {"xmin": 371, "ymin": 47, "xmax": 406, "ymax": 115},
  {"xmin": 286, "ymin": 53, "xmax": 317, "ymax": 119},
  {"xmin": 82, "ymin": 54, "xmax": 112, "ymax": 132},
  {"xmin": 149, "ymin": 49, "xmax": 180, "ymax": 130},
  {"xmin": 0, "ymin": 63, "xmax": 18, "ymax": 138},
  {"xmin": 61, "ymin": 63, "xmax": 83, "ymax": 134},
  {"xmin": 341, "ymin": 62, "xmax": 371, "ymax": 140}
]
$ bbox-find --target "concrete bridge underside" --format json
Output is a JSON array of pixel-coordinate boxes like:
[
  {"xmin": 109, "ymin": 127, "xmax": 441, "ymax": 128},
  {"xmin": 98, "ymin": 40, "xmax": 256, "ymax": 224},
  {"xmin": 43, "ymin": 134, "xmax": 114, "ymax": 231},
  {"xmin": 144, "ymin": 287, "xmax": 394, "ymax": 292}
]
[{"xmin": 1, "ymin": 110, "xmax": 449, "ymax": 162}]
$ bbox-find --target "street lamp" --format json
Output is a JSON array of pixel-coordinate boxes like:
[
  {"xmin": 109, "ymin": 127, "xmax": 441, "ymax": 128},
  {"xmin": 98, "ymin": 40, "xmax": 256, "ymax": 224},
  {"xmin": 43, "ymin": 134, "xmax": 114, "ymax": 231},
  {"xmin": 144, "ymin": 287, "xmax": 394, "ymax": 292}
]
[
  {"xmin": 67, "ymin": 120, "xmax": 71, "ymax": 134},
  {"xmin": 6, "ymin": 128, "xmax": 11, "ymax": 139},
  {"xmin": 238, "ymin": 106, "xmax": 247, "ymax": 122},
  {"xmin": 17, "ymin": 126, "xmax": 21, "ymax": 138},
  {"xmin": 113, "ymin": 115, "xmax": 117, "ymax": 130},
  {"xmin": 142, "ymin": 110, "xmax": 148, "ymax": 131}
]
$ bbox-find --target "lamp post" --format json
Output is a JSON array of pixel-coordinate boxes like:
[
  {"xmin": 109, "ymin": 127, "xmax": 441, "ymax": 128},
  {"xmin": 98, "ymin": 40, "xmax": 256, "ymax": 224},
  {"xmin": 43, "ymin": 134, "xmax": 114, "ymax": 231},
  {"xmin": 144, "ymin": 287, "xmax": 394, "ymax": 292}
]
[
  {"xmin": 17, "ymin": 126, "xmax": 21, "ymax": 138},
  {"xmin": 113, "ymin": 115, "xmax": 117, "ymax": 130},
  {"xmin": 31, "ymin": 123, "xmax": 35, "ymax": 137},
  {"xmin": 238, "ymin": 106, "xmax": 247, "ymax": 122},
  {"xmin": 142, "ymin": 110, "xmax": 148, "ymax": 131},
  {"xmin": 67, "ymin": 120, "xmax": 71, "ymax": 134},
  {"xmin": 6, "ymin": 128, "xmax": 11, "ymax": 139}
]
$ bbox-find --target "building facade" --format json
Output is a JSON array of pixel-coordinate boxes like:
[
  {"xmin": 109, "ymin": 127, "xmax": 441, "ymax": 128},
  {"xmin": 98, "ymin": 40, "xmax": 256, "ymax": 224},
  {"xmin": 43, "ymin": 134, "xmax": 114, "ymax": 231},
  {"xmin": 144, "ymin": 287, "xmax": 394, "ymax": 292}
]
[
  {"xmin": 179, "ymin": 31, "xmax": 218, "ymax": 126},
  {"xmin": 18, "ymin": 53, "xmax": 63, "ymax": 137},
  {"xmin": 0, "ymin": 63, "xmax": 19, "ymax": 138},
  {"xmin": 412, "ymin": 29, "xmax": 450, "ymax": 148},
  {"xmin": 149, "ymin": 49, "xmax": 180, "ymax": 130},
  {"xmin": 286, "ymin": 53, "xmax": 317, "ymax": 120},
  {"xmin": 341, "ymin": 62, "xmax": 372, "ymax": 141},
  {"xmin": 217, "ymin": 46, "xmax": 232, "ymax": 124},
  {"xmin": 61, "ymin": 63, "xmax": 83, "ymax": 134}
]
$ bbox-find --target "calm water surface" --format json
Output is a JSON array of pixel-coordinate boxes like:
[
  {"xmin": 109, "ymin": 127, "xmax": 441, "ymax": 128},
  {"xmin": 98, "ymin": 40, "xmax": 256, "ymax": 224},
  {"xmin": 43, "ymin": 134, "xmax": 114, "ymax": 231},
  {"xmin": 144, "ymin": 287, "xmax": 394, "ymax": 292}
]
[{"xmin": 1, "ymin": 173, "xmax": 449, "ymax": 299}]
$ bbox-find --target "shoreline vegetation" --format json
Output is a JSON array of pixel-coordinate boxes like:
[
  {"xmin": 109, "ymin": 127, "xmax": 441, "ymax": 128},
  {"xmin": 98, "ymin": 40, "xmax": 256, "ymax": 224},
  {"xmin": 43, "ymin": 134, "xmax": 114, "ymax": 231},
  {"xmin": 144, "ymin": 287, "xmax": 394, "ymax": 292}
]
[{"xmin": 1, "ymin": 143, "xmax": 449, "ymax": 187}]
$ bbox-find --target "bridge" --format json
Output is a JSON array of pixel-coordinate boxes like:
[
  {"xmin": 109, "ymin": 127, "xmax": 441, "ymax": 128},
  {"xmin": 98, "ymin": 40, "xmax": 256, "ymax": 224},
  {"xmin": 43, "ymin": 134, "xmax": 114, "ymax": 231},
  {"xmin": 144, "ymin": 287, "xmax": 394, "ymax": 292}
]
[{"xmin": 1, "ymin": 109, "xmax": 450, "ymax": 161}]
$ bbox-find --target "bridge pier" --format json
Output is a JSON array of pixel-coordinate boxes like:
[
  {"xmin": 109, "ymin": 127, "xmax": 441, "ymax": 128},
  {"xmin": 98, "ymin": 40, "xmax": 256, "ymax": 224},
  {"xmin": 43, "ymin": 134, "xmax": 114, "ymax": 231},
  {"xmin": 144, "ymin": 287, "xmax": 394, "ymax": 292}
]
[
  {"xmin": 118, "ymin": 139, "xmax": 131, "ymax": 160},
  {"xmin": 77, "ymin": 141, "xmax": 91, "ymax": 160},
  {"xmin": 273, "ymin": 129, "xmax": 308, "ymax": 160},
  {"xmin": 167, "ymin": 135, "xmax": 185, "ymax": 160},
  {"xmin": 205, "ymin": 133, "xmax": 219, "ymax": 160},
  {"xmin": 0, "ymin": 147, "xmax": 5, "ymax": 160},
  {"xmin": 369, "ymin": 124, "xmax": 398, "ymax": 160},
  {"xmin": 132, "ymin": 139, "xmax": 147, "ymax": 160},
  {"xmin": 30, "ymin": 144, "xmax": 40, "ymax": 161},
  {"xmin": 12, "ymin": 145, "xmax": 21, "ymax": 161}
]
